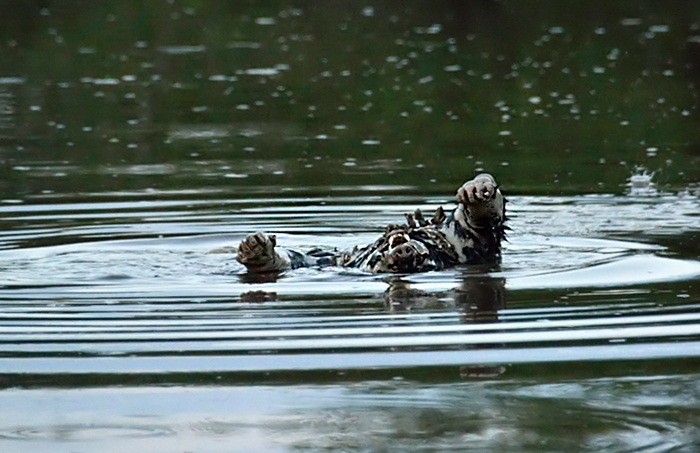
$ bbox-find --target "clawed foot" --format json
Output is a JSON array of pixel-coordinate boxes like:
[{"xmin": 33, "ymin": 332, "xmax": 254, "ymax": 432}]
[
  {"xmin": 236, "ymin": 232, "xmax": 279, "ymax": 270},
  {"xmin": 456, "ymin": 173, "xmax": 498, "ymax": 205},
  {"xmin": 455, "ymin": 173, "xmax": 505, "ymax": 229}
]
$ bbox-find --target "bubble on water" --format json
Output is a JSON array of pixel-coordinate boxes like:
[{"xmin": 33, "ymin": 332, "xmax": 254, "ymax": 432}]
[
  {"xmin": 209, "ymin": 74, "xmax": 238, "ymax": 82},
  {"xmin": 255, "ymin": 17, "xmax": 276, "ymax": 26},
  {"xmin": 236, "ymin": 128, "xmax": 260, "ymax": 138},
  {"xmin": 0, "ymin": 76, "xmax": 24, "ymax": 86},
  {"xmin": 620, "ymin": 18, "xmax": 642, "ymax": 26},
  {"xmin": 362, "ymin": 139, "xmax": 381, "ymax": 146},
  {"xmin": 224, "ymin": 173, "xmax": 249, "ymax": 179},
  {"xmin": 85, "ymin": 78, "xmax": 120, "ymax": 86},
  {"xmin": 158, "ymin": 45, "xmax": 206, "ymax": 54},
  {"xmin": 498, "ymin": 130, "xmax": 512, "ymax": 136},
  {"xmin": 242, "ymin": 68, "xmax": 280, "ymax": 76},
  {"xmin": 648, "ymin": 24, "xmax": 670, "ymax": 33},
  {"xmin": 646, "ymin": 147, "xmax": 658, "ymax": 157},
  {"xmin": 593, "ymin": 66, "xmax": 605, "ymax": 74},
  {"xmin": 227, "ymin": 41, "xmax": 262, "ymax": 49},
  {"xmin": 418, "ymin": 76, "xmax": 434, "ymax": 84},
  {"xmin": 495, "ymin": 100, "xmax": 509, "ymax": 111},
  {"xmin": 361, "ymin": 6, "xmax": 375, "ymax": 17},
  {"xmin": 607, "ymin": 48, "xmax": 621, "ymax": 61},
  {"xmin": 414, "ymin": 24, "xmax": 442, "ymax": 35},
  {"xmin": 549, "ymin": 26, "xmax": 565, "ymax": 35},
  {"xmin": 528, "ymin": 96, "xmax": 542, "ymax": 105},
  {"xmin": 558, "ymin": 97, "xmax": 575, "ymax": 105},
  {"xmin": 594, "ymin": 27, "xmax": 606, "ymax": 35},
  {"xmin": 444, "ymin": 65, "xmax": 461, "ymax": 72}
]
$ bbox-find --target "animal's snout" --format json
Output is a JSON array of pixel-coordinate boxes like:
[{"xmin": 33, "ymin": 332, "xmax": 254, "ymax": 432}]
[
  {"xmin": 392, "ymin": 243, "xmax": 415, "ymax": 257},
  {"xmin": 386, "ymin": 242, "xmax": 422, "ymax": 272}
]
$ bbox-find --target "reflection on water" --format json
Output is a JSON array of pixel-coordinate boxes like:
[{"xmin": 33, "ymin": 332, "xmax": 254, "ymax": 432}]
[
  {"xmin": 0, "ymin": 193, "xmax": 697, "ymax": 373},
  {"xmin": 0, "ymin": 376, "xmax": 697, "ymax": 452},
  {"xmin": 0, "ymin": 0, "xmax": 698, "ymax": 196},
  {"xmin": 0, "ymin": 0, "xmax": 699, "ymax": 451},
  {"xmin": 0, "ymin": 178, "xmax": 698, "ymax": 451}
]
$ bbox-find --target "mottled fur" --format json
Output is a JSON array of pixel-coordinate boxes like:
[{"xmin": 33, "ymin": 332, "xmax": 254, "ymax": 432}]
[{"xmin": 236, "ymin": 173, "xmax": 507, "ymax": 274}]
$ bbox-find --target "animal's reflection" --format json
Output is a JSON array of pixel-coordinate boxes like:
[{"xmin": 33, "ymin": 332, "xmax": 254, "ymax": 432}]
[
  {"xmin": 238, "ymin": 271, "xmax": 507, "ymax": 321},
  {"xmin": 239, "ymin": 271, "xmax": 508, "ymax": 378},
  {"xmin": 383, "ymin": 273, "xmax": 506, "ymax": 322},
  {"xmin": 384, "ymin": 272, "xmax": 507, "ymax": 379}
]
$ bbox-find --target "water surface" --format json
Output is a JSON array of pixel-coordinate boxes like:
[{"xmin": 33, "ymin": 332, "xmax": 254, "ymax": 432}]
[{"xmin": 0, "ymin": 1, "xmax": 698, "ymax": 451}]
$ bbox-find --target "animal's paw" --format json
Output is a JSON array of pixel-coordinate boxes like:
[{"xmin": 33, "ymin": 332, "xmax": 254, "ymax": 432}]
[
  {"xmin": 236, "ymin": 232, "xmax": 277, "ymax": 268},
  {"xmin": 456, "ymin": 173, "xmax": 498, "ymax": 206}
]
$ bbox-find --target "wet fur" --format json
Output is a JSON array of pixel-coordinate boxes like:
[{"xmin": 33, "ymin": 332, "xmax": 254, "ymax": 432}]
[{"xmin": 236, "ymin": 173, "xmax": 507, "ymax": 274}]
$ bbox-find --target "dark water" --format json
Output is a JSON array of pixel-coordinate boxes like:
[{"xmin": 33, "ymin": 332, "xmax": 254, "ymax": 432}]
[{"xmin": 1, "ymin": 1, "xmax": 699, "ymax": 451}]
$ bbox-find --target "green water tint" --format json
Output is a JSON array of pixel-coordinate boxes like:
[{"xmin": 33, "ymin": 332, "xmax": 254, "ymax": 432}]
[
  {"xmin": 0, "ymin": 0, "xmax": 698, "ymax": 198},
  {"xmin": 0, "ymin": 2, "xmax": 699, "ymax": 452}
]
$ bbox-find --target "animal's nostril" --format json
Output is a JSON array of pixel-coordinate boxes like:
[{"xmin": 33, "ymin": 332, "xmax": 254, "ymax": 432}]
[{"xmin": 394, "ymin": 244, "xmax": 414, "ymax": 257}]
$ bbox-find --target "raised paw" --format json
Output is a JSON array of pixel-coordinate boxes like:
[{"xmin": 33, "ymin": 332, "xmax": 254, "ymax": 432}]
[
  {"xmin": 456, "ymin": 173, "xmax": 498, "ymax": 205},
  {"xmin": 236, "ymin": 232, "xmax": 277, "ymax": 268}
]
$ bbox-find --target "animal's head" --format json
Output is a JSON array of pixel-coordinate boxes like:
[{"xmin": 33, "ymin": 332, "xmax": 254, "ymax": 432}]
[{"xmin": 372, "ymin": 229, "xmax": 434, "ymax": 273}]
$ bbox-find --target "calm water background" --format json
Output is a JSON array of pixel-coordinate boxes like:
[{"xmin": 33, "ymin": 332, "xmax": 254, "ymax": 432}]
[{"xmin": 0, "ymin": 1, "xmax": 699, "ymax": 451}]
